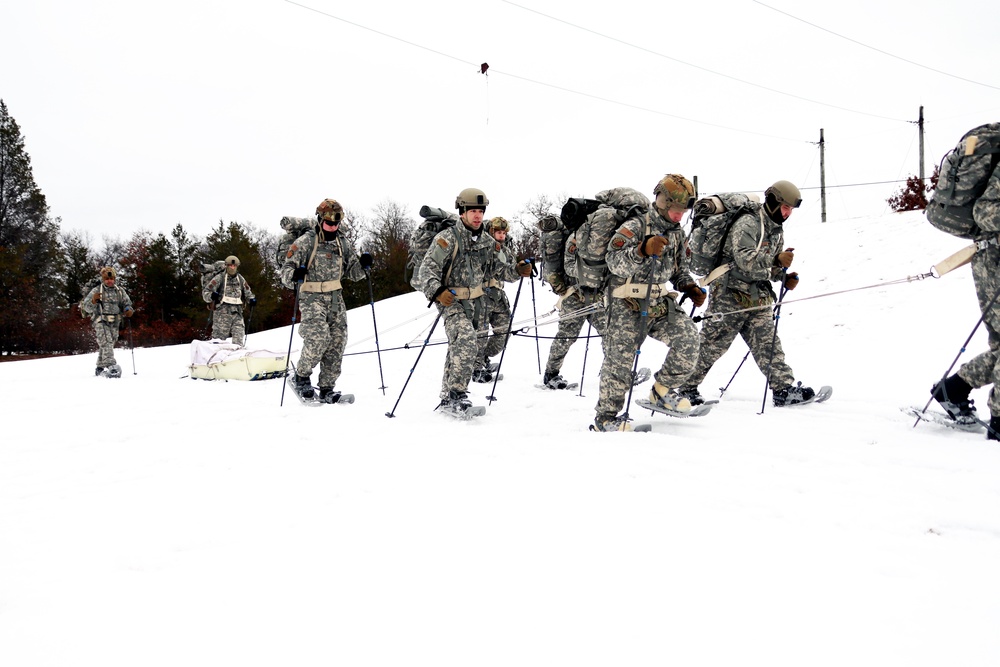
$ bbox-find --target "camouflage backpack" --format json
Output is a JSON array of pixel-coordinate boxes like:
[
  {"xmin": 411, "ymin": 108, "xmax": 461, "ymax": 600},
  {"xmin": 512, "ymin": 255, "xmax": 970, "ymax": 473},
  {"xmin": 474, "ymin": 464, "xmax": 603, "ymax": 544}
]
[
  {"xmin": 563, "ymin": 187, "xmax": 650, "ymax": 290},
  {"xmin": 275, "ymin": 216, "xmax": 317, "ymax": 267},
  {"xmin": 537, "ymin": 214, "xmax": 570, "ymax": 292},
  {"xmin": 926, "ymin": 123, "xmax": 1000, "ymax": 239},
  {"xmin": 407, "ymin": 205, "xmax": 458, "ymax": 291},
  {"xmin": 199, "ymin": 260, "xmax": 227, "ymax": 290},
  {"xmin": 687, "ymin": 193, "xmax": 762, "ymax": 276}
]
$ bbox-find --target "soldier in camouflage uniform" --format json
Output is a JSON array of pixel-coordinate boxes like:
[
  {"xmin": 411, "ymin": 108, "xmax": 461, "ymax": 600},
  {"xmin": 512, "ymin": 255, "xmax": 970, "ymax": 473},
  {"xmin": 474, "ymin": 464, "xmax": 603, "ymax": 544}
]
[
  {"xmin": 203, "ymin": 255, "xmax": 256, "ymax": 346},
  {"xmin": 281, "ymin": 198, "xmax": 367, "ymax": 403},
  {"xmin": 930, "ymin": 151, "xmax": 1000, "ymax": 439},
  {"xmin": 419, "ymin": 188, "xmax": 531, "ymax": 412},
  {"xmin": 593, "ymin": 174, "xmax": 706, "ymax": 432},
  {"xmin": 473, "ymin": 216, "xmax": 520, "ymax": 382},
  {"xmin": 81, "ymin": 266, "xmax": 134, "ymax": 378},
  {"xmin": 538, "ymin": 213, "xmax": 608, "ymax": 390},
  {"xmin": 678, "ymin": 180, "xmax": 814, "ymax": 408}
]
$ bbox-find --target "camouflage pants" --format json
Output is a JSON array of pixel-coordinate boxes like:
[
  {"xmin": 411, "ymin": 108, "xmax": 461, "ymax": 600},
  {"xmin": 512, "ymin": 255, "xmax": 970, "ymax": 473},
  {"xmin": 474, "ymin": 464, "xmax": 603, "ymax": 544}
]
[
  {"xmin": 684, "ymin": 287, "xmax": 793, "ymax": 392},
  {"xmin": 957, "ymin": 248, "xmax": 1000, "ymax": 416},
  {"xmin": 545, "ymin": 288, "xmax": 607, "ymax": 376},
  {"xmin": 93, "ymin": 320, "xmax": 121, "ymax": 367},
  {"xmin": 211, "ymin": 306, "xmax": 246, "ymax": 346},
  {"xmin": 438, "ymin": 299, "xmax": 481, "ymax": 400},
  {"xmin": 476, "ymin": 288, "xmax": 512, "ymax": 367},
  {"xmin": 595, "ymin": 296, "xmax": 700, "ymax": 422},
  {"xmin": 296, "ymin": 292, "xmax": 349, "ymax": 388}
]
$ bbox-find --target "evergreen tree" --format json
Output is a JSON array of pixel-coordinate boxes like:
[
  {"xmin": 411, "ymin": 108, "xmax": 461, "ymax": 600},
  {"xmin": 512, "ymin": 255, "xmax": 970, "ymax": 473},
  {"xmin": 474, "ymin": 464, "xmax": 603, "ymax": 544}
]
[{"xmin": 0, "ymin": 99, "xmax": 63, "ymax": 354}]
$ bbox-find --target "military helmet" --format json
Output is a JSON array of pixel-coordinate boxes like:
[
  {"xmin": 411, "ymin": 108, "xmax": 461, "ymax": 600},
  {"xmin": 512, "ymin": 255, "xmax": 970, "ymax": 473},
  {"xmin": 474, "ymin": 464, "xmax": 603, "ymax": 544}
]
[
  {"xmin": 455, "ymin": 187, "xmax": 489, "ymax": 211},
  {"xmin": 100, "ymin": 266, "xmax": 117, "ymax": 281},
  {"xmin": 653, "ymin": 174, "xmax": 696, "ymax": 210},
  {"xmin": 765, "ymin": 180, "xmax": 802, "ymax": 208},
  {"xmin": 316, "ymin": 198, "xmax": 344, "ymax": 223},
  {"xmin": 487, "ymin": 216, "xmax": 509, "ymax": 233},
  {"xmin": 225, "ymin": 255, "xmax": 240, "ymax": 267}
]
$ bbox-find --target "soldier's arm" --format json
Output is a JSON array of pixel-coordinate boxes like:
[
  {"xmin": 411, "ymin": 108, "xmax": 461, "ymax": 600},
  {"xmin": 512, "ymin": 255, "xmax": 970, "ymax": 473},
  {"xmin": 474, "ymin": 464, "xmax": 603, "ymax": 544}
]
[
  {"xmin": 605, "ymin": 220, "xmax": 645, "ymax": 277},
  {"xmin": 419, "ymin": 230, "xmax": 451, "ymax": 301},
  {"xmin": 729, "ymin": 213, "xmax": 773, "ymax": 275},
  {"xmin": 973, "ymin": 164, "xmax": 1000, "ymax": 232}
]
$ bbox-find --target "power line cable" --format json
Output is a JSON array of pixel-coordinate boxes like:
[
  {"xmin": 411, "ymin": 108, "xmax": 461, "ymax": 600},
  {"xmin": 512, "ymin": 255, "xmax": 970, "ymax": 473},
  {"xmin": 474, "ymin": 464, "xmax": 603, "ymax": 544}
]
[
  {"xmin": 753, "ymin": 0, "xmax": 1000, "ymax": 92},
  {"xmin": 501, "ymin": 0, "xmax": 910, "ymax": 122},
  {"xmin": 284, "ymin": 0, "xmax": 809, "ymax": 143}
]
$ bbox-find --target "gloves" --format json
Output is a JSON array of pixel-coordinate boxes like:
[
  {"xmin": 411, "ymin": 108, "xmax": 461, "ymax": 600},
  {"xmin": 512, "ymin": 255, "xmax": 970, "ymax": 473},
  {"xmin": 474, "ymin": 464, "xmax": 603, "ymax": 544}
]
[
  {"xmin": 211, "ymin": 291, "xmax": 221, "ymax": 303},
  {"xmin": 123, "ymin": 308, "xmax": 134, "ymax": 318},
  {"xmin": 639, "ymin": 235, "xmax": 669, "ymax": 258},
  {"xmin": 436, "ymin": 289, "xmax": 456, "ymax": 307},
  {"xmin": 291, "ymin": 266, "xmax": 309, "ymax": 283},
  {"xmin": 776, "ymin": 248, "xmax": 795, "ymax": 268},
  {"xmin": 359, "ymin": 252, "xmax": 374, "ymax": 270},
  {"xmin": 516, "ymin": 259, "xmax": 533, "ymax": 277},
  {"xmin": 784, "ymin": 272, "xmax": 799, "ymax": 290},
  {"xmin": 248, "ymin": 298, "xmax": 257, "ymax": 306},
  {"xmin": 92, "ymin": 293, "xmax": 102, "ymax": 304},
  {"xmin": 682, "ymin": 283, "xmax": 707, "ymax": 308}
]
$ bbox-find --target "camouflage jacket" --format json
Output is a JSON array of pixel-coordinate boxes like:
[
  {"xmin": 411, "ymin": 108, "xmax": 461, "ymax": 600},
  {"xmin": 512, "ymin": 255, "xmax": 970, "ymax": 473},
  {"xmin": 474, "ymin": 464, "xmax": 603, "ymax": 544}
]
[
  {"xmin": 280, "ymin": 229, "xmax": 364, "ymax": 290},
  {"xmin": 721, "ymin": 208, "xmax": 786, "ymax": 290},
  {"xmin": 202, "ymin": 271, "xmax": 254, "ymax": 309},
  {"xmin": 81, "ymin": 283, "xmax": 133, "ymax": 323},
  {"xmin": 419, "ymin": 222, "xmax": 495, "ymax": 302},
  {"xmin": 606, "ymin": 208, "xmax": 697, "ymax": 294}
]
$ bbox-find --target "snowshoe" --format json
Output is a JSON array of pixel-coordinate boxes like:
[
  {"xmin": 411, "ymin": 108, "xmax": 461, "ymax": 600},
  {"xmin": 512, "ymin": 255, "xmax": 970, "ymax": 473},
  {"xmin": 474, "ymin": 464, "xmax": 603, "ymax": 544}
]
[
  {"xmin": 95, "ymin": 366, "xmax": 105, "ymax": 377},
  {"xmin": 472, "ymin": 369, "xmax": 502, "ymax": 383},
  {"xmin": 104, "ymin": 364, "xmax": 122, "ymax": 379},
  {"xmin": 317, "ymin": 387, "xmax": 354, "ymax": 404},
  {"xmin": 436, "ymin": 390, "xmax": 485, "ymax": 419}
]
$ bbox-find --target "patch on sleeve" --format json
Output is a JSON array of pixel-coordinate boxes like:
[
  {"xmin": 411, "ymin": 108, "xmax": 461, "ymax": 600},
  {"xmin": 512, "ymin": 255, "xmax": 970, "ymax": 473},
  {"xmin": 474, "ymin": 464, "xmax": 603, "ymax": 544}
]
[
  {"xmin": 494, "ymin": 242, "xmax": 502, "ymax": 251},
  {"xmin": 611, "ymin": 237, "xmax": 626, "ymax": 249},
  {"xmin": 619, "ymin": 228, "xmax": 635, "ymax": 239},
  {"xmin": 436, "ymin": 237, "xmax": 450, "ymax": 249},
  {"xmin": 286, "ymin": 243, "xmax": 298, "ymax": 259}
]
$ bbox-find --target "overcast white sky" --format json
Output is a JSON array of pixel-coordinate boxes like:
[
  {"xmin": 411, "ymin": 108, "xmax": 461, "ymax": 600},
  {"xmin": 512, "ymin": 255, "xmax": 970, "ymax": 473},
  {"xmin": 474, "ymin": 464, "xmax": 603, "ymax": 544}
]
[{"xmin": 4, "ymin": 0, "xmax": 1000, "ymax": 241}]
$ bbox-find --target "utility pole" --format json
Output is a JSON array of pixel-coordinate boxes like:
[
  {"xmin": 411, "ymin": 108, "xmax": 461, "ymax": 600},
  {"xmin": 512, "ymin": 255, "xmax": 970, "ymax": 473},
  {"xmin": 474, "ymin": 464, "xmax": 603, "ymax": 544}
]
[
  {"xmin": 819, "ymin": 128, "xmax": 827, "ymax": 223},
  {"xmin": 918, "ymin": 106, "xmax": 925, "ymax": 182}
]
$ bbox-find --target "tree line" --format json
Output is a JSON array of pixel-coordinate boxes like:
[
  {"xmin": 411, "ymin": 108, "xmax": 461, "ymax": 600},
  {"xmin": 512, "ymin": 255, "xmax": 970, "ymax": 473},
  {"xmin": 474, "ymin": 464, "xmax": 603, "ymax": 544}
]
[{"xmin": 0, "ymin": 100, "xmax": 544, "ymax": 357}]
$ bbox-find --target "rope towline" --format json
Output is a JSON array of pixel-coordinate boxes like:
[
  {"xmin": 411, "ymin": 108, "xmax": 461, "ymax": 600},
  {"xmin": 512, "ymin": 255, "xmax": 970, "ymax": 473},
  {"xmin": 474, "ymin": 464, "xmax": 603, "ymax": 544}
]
[{"xmin": 693, "ymin": 270, "xmax": 936, "ymax": 322}]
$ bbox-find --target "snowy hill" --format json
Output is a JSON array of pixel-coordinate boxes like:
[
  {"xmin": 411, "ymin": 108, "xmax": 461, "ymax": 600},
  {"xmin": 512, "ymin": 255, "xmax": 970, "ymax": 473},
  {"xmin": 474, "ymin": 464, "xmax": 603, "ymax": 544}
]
[{"xmin": 2, "ymin": 210, "xmax": 999, "ymax": 666}]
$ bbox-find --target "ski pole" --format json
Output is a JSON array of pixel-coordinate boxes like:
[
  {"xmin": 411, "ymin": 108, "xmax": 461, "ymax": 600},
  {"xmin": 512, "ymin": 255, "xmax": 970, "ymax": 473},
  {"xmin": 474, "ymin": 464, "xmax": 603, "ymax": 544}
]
[
  {"xmin": 621, "ymin": 252, "xmax": 660, "ymax": 423},
  {"xmin": 487, "ymin": 273, "xmax": 527, "ymax": 403},
  {"xmin": 719, "ymin": 349, "xmax": 751, "ymax": 398},
  {"xmin": 577, "ymin": 320, "xmax": 592, "ymax": 398},
  {"xmin": 364, "ymin": 266, "xmax": 387, "ymax": 395},
  {"xmin": 128, "ymin": 315, "xmax": 136, "ymax": 375},
  {"xmin": 759, "ymin": 271, "xmax": 790, "ymax": 414},
  {"xmin": 280, "ymin": 276, "xmax": 304, "ymax": 407},
  {"xmin": 529, "ymin": 262, "xmax": 541, "ymax": 374},
  {"xmin": 244, "ymin": 301, "xmax": 255, "ymax": 346},
  {"xmin": 912, "ymin": 281, "xmax": 1000, "ymax": 428},
  {"xmin": 386, "ymin": 310, "xmax": 443, "ymax": 418}
]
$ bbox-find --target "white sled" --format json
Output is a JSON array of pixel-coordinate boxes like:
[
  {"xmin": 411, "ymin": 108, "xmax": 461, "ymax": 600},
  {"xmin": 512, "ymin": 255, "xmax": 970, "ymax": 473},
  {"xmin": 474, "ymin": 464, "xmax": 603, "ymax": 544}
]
[{"xmin": 188, "ymin": 339, "xmax": 288, "ymax": 381}]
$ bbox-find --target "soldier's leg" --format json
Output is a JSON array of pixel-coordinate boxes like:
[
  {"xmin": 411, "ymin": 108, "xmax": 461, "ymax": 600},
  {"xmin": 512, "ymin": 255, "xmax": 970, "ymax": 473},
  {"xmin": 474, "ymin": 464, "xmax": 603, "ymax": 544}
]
[
  {"xmin": 682, "ymin": 310, "xmax": 741, "ymax": 390},
  {"xmin": 483, "ymin": 299, "xmax": 511, "ymax": 360},
  {"xmin": 594, "ymin": 301, "xmax": 640, "ymax": 421},
  {"xmin": 440, "ymin": 306, "xmax": 478, "ymax": 399},
  {"xmin": 317, "ymin": 305, "xmax": 348, "ymax": 389},
  {"xmin": 94, "ymin": 323, "xmax": 118, "ymax": 367},
  {"xmin": 295, "ymin": 296, "xmax": 331, "ymax": 378},
  {"xmin": 545, "ymin": 291, "xmax": 587, "ymax": 375},
  {"xmin": 210, "ymin": 310, "xmax": 228, "ymax": 341},
  {"xmin": 741, "ymin": 308, "xmax": 795, "ymax": 391},
  {"xmin": 647, "ymin": 308, "xmax": 700, "ymax": 388},
  {"xmin": 230, "ymin": 312, "xmax": 246, "ymax": 346}
]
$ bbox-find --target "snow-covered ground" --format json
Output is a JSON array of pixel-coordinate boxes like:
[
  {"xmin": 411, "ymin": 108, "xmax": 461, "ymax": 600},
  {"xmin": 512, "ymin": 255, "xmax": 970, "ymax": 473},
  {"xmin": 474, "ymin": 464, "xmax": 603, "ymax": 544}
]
[{"xmin": 2, "ymin": 210, "xmax": 999, "ymax": 666}]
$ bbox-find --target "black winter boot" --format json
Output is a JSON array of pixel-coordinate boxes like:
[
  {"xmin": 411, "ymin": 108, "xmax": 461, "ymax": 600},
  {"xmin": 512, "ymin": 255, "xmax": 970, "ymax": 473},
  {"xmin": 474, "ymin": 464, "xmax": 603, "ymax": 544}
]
[
  {"xmin": 931, "ymin": 374, "xmax": 976, "ymax": 424},
  {"xmin": 318, "ymin": 387, "xmax": 341, "ymax": 403},
  {"xmin": 95, "ymin": 367, "xmax": 105, "ymax": 376},
  {"xmin": 987, "ymin": 416, "xmax": 1000, "ymax": 441},
  {"xmin": 293, "ymin": 374, "xmax": 314, "ymax": 399},
  {"xmin": 773, "ymin": 382, "xmax": 815, "ymax": 407},
  {"xmin": 543, "ymin": 371, "xmax": 569, "ymax": 390}
]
